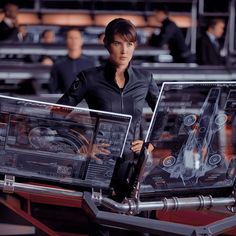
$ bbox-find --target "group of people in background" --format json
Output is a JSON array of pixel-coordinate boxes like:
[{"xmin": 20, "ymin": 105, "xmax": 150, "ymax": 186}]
[
  {"xmin": 0, "ymin": 2, "xmax": 227, "ymax": 66},
  {"xmin": 0, "ymin": 2, "xmax": 228, "ymax": 95},
  {"xmin": 148, "ymin": 5, "xmax": 225, "ymax": 65}
]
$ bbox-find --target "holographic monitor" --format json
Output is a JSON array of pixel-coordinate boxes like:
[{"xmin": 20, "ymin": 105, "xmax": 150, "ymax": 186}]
[
  {"xmin": 141, "ymin": 81, "xmax": 236, "ymax": 197},
  {"xmin": 0, "ymin": 95, "xmax": 131, "ymax": 190}
]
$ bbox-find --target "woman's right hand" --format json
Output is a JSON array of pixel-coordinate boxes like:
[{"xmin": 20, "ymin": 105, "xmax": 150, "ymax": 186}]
[{"xmin": 90, "ymin": 143, "xmax": 111, "ymax": 162}]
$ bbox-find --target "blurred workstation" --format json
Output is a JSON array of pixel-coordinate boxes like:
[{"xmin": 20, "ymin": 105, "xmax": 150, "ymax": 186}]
[{"xmin": 0, "ymin": 0, "xmax": 235, "ymax": 100}]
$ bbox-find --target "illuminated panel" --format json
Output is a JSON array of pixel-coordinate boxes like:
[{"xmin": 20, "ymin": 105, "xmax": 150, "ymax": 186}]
[
  {"xmin": 141, "ymin": 82, "xmax": 236, "ymax": 197},
  {"xmin": 0, "ymin": 95, "xmax": 131, "ymax": 190}
]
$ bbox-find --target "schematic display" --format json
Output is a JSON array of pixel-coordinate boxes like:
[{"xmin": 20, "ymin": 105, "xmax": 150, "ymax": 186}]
[
  {"xmin": 141, "ymin": 82, "xmax": 236, "ymax": 197},
  {"xmin": 0, "ymin": 95, "xmax": 131, "ymax": 190}
]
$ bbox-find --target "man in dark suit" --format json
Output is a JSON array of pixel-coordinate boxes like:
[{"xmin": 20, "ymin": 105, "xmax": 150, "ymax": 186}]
[
  {"xmin": 148, "ymin": 5, "xmax": 194, "ymax": 63},
  {"xmin": 196, "ymin": 18, "xmax": 225, "ymax": 65},
  {"xmin": 0, "ymin": 2, "xmax": 21, "ymax": 42},
  {"xmin": 49, "ymin": 28, "xmax": 96, "ymax": 93}
]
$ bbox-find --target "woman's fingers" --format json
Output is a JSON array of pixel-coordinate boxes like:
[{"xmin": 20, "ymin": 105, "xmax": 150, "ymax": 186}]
[
  {"xmin": 97, "ymin": 143, "xmax": 111, "ymax": 155},
  {"xmin": 90, "ymin": 143, "xmax": 111, "ymax": 161},
  {"xmin": 131, "ymin": 140, "xmax": 144, "ymax": 153}
]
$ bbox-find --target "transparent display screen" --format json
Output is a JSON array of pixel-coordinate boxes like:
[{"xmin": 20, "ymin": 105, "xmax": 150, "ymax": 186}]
[
  {"xmin": 141, "ymin": 82, "xmax": 236, "ymax": 196},
  {"xmin": 0, "ymin": 95, "xmax": 131, "ymax": 190}
]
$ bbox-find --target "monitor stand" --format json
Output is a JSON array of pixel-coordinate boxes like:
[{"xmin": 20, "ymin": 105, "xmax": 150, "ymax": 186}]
[{"xmin": 83, "ymin": 191, "xmax": 236, "ymax": 236}]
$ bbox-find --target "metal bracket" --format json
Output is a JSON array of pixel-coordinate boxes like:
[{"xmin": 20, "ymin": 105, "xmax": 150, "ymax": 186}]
[
  {"xmin": 91, "ymin": 188, "xmax": 102, "ymax": 206},
  {"xmin": 227, "ymin": 185, "xmax": 236, "ymax": 213},
  {"xmin": 122, "ymin": 197, "xmax": 139, "ymax": 215},
  {"xmin": 3, "ymin": 175, "xmax": 15, "ymax": 193}
]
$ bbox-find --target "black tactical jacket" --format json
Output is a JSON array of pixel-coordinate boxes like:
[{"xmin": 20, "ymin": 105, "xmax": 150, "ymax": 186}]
[{"xmin": 57, "ymin": 61, "xmax": 159, "ymax": 157}]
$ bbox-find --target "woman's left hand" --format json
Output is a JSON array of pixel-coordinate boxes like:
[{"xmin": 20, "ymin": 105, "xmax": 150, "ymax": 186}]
[
  {"xmin": 131, "ymin": 140, "xmax": 144, "ymax": 154},
  {"xmin": 131, "ymin": 140, "xmax": 154, "ymax": 154}
]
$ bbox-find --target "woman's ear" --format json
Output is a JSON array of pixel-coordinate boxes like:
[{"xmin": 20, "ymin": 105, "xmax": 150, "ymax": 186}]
[
  {"xmin": 104, "ymin": 39, "xmax": 110, "ymax": 52},
  {"xmin": 103, "ymin": 38, "xmax": 107, "ymax": 47},
  {"xmin": 106, "ymin": 45, "xmax": 111, "ymax": 53}
]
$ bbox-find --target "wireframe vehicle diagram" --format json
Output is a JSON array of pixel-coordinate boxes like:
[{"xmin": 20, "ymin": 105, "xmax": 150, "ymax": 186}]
[
  {"xmin": 142, "ymin": 82, "xmax": 236, "ymax": 194},
  {"xmin": 161, "ymin": 88, "xmax": 228, "ymax": 184}
]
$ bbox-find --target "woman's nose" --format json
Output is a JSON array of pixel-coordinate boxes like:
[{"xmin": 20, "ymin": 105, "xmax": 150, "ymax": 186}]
[{"xmin": 121, "ymin": 44, "xmax": 128, "ymax": 53}]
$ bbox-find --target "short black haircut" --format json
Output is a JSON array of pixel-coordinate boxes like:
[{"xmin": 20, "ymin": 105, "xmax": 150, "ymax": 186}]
[
  {"xmin": 104, "ymin": 18, "xmax": 137, "ymax": 46},
  {"xmin": 4, "ymin": 1, "xmax": 18, "ymax": 12},
  {"xmin": 154, "ymin": 4, "xmax": 169, "ymax": 14},
  {"xmin": 65, "ymin": 27, "xmax": 81, "ymax": 37},
  {"xmin": 207, "ymin": 18, "xmax": 225, "ymax": 29}
]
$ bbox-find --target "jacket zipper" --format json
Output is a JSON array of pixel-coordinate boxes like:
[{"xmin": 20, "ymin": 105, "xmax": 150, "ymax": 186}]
[{"xmin": 120, "ymin": 89, "xmax": 124, "ymax": 113}]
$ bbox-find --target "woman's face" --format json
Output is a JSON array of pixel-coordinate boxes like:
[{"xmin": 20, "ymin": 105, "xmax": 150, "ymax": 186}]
[{"xmin": 108, "ymin": 33, "xmax": 136, "ymax": 68}]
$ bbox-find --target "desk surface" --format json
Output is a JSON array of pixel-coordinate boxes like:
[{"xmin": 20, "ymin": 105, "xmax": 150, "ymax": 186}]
[
  {"xmin": 0, "ymin": 43, "xmax": 169, "ymax": 57},
  {"xmin": 0, "ymin": 63, "xmax": 235, "ymax": 82}
]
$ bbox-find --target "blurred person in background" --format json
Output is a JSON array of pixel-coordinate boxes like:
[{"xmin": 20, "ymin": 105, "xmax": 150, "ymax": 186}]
[
  {"xmin": 40, "ymin": 29, "xmax": 56, "ymax": 44},
  {"xmin": 148, "ymin": 5, "xmax": 194, "ymax": 63},
  {"xmin": 49, "ymin": 28, "xmax": 95, "ymax": 93},
  {"xmin": 24, "ymin": 29, "xmax": 57, "ymax": 64},
  {"xmin": 0, "ymin": 2, "xmax": 29, "ymax": 42},
  {"xmin": 39, "ymin": 29, "xmax": 57, "ymax": 65},
  {"xmin": 196, "ymin": 18, "xmax": 226, "ymax": 65}
]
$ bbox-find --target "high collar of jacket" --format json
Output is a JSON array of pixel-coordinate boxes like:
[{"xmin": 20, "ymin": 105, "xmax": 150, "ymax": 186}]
[
  {"xmin": 67, "ymin": 54, "xmax": 83, "ymax": 61},
  {"xmin": 104, "ymin": 60, "xmax": 133, "ymax": 82},
  {"xmin": 162, "ymin": 17, "xmax": 171, "ymax": 25}
]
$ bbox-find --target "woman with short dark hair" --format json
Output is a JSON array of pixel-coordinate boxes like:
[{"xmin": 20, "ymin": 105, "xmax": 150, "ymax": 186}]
[
  {"xmin": 57, "ymin": 17, "xmax": 159, "ymax": 160},
  {"xmin": 57, "ymin": 16, "xmax": 159, "ymax": 236}
]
